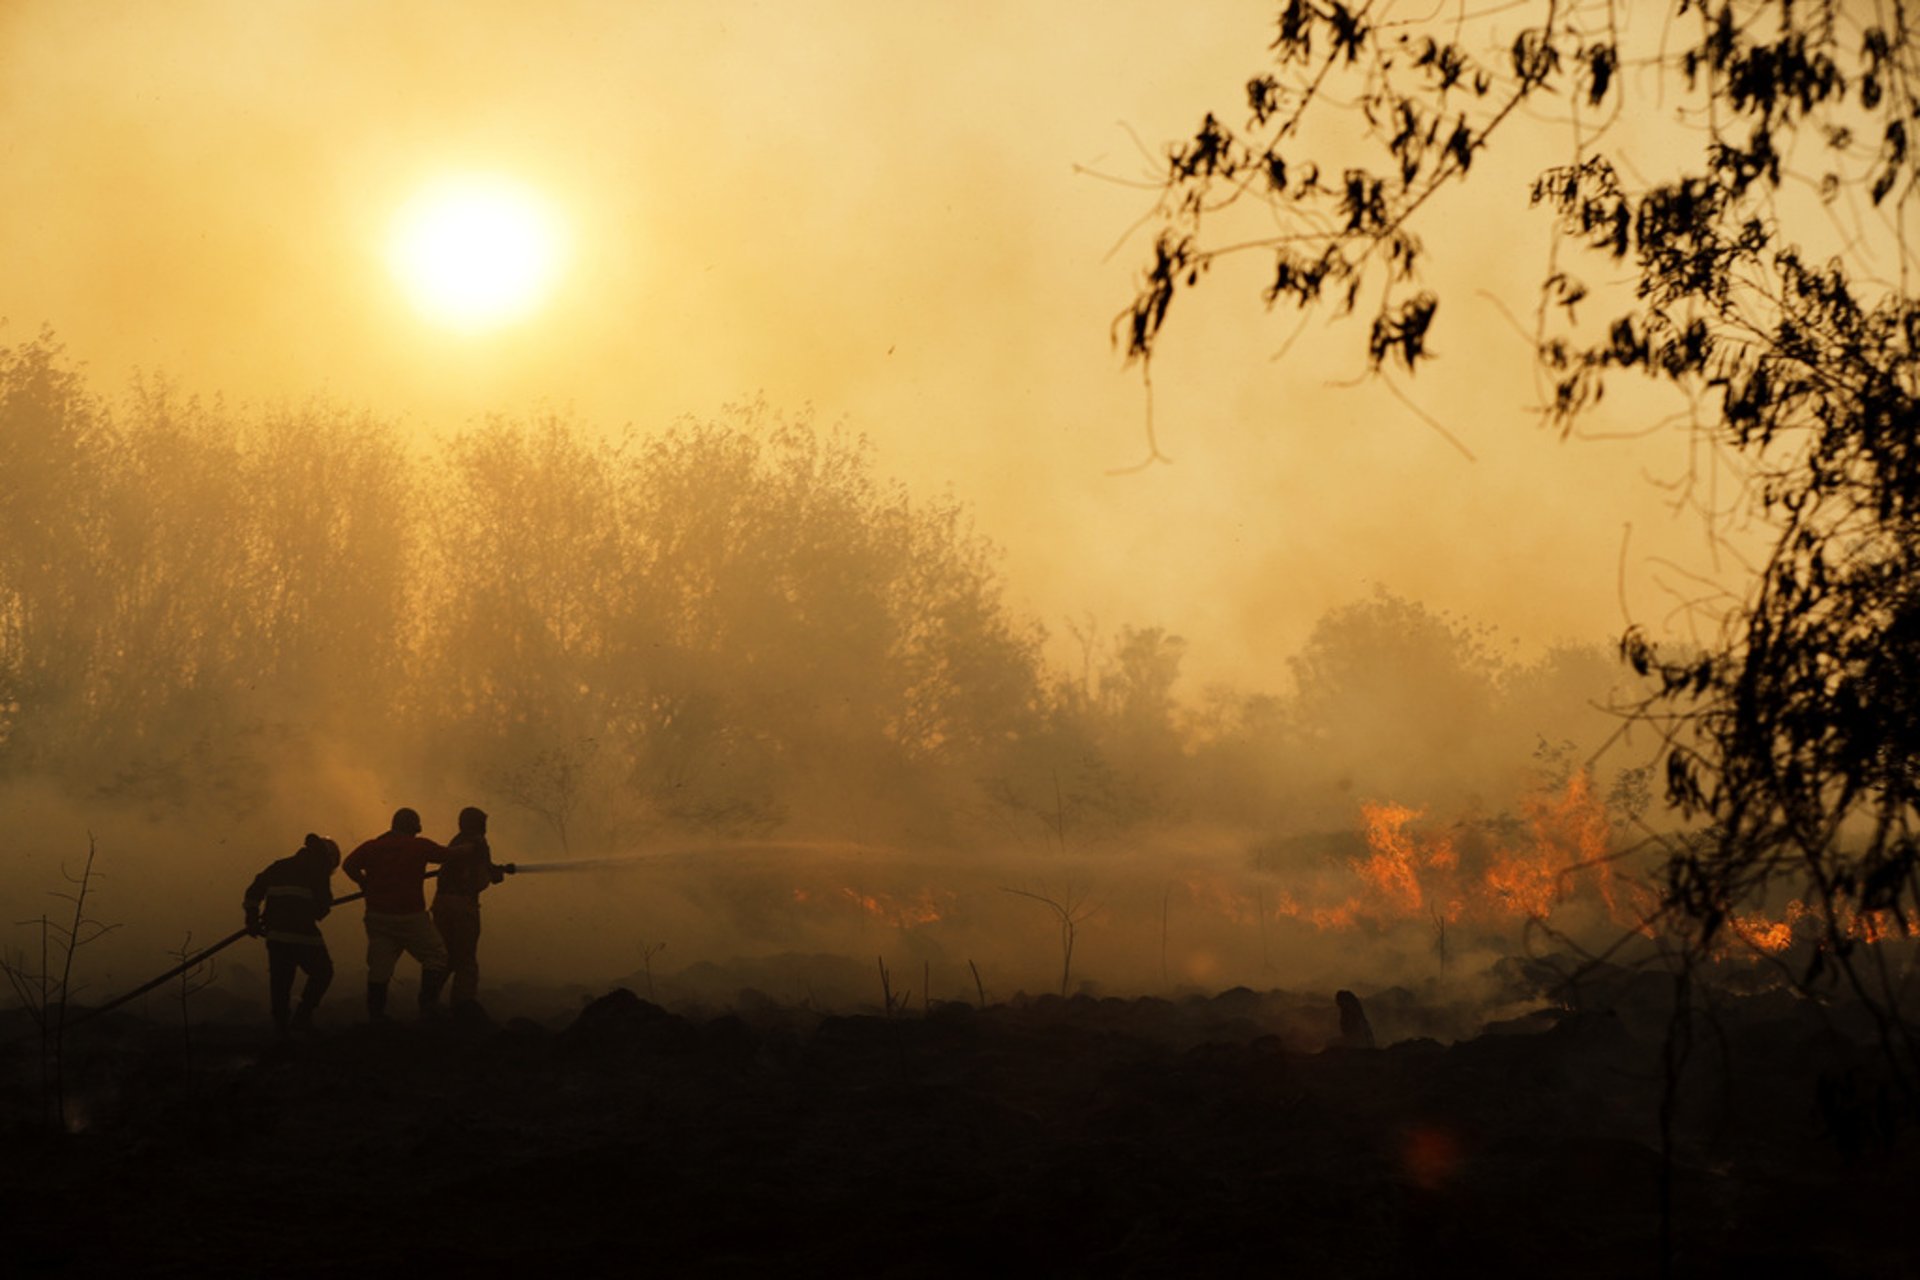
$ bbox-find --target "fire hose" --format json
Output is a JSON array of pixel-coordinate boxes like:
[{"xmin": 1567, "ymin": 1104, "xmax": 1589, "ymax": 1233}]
[
  {"xmin": 69, "ymin": 863, "xmax": 519, "ymax": 1028},
  {"xmin": 55, "ymin": 841, "xmax": 877, "ymax": 1029}
]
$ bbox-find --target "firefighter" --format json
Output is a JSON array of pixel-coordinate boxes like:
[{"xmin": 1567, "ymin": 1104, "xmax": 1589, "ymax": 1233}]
[
  {"xmin": 431, "ymin": 805, "xmax": 507, "ymax": 1019},
  {"xmin": 243, "ymin": 833, "xmax": 341, "ymax": 1035},
  {"xmin": 342, "ymin": 807, "xmax": 451, "ymax": 1021}
]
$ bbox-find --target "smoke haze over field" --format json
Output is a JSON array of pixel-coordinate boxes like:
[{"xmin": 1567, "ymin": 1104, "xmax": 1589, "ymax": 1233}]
[
  {"xmin": 0, "ymin": 0, "xmax": 1713, "ymax": 687},
  {"xmin": 1, "ymin": 2, "xmax": 1716, "ymax": 1008}
]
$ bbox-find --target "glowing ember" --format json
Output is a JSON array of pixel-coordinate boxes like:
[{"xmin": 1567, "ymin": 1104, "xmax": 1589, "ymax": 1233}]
[{"xmin": 1400, "ymin": 1124, "xmax": 1464, "ymax": 1190}]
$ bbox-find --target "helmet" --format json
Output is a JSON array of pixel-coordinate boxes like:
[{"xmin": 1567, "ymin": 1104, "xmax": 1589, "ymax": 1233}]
[
  {"xmin": 303, "ymin": 832, "xmax": 343, "ymax": 870},
  {"xmin": 458, "ymin": 806, "xmax": 488, "ymax": 835},
  {"xmin": 392, "ymin": 807, "xmax": 423, "ymax": 835}
]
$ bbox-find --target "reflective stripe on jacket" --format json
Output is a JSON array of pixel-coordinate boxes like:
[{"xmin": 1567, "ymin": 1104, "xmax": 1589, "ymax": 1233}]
[{"xmin": 244, "ymin": 853, "xmax": 334, "ymax": 945}]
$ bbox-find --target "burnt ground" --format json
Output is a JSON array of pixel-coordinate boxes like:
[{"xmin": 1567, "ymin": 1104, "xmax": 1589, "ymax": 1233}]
[{"xmin": 2, "ymin": 970, "xmax": 1916, "ymax": 1279}]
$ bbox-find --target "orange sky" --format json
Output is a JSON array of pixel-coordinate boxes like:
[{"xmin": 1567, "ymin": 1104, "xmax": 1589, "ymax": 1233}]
[{"xmin": 0, "ymin": 0, "xmax": 1718, "ymax": 689}]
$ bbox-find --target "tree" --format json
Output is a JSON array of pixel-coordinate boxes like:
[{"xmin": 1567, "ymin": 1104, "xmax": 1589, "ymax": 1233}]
[
  {"xmin": 983, "ymin": 622, "xmax": 1189, "ymax": 849},
  {"xmin": 1287, "ymin": 588, "xmax": 1509, "ymax": 811},
  {"xmin": 0, "ymin": 334, "xmax": 115, "ymax": 771},
  {"xmin": 0, "ymin": 343, "xmax": 420, "ymax": 801},
  {"xmin": 1121, "ymin": 2, "xmax": 1920, "ymax": 1084},
  {"xmin": 417, "ymin": 404, "xmax": 1050, "ymax": 841},
  {"xmin": 237, "ymin": 401, "xmax": 416, "ymax": 727},
  {"xmin": 420, "ymin": 412, "xmax": 624, "ymax": 752}
]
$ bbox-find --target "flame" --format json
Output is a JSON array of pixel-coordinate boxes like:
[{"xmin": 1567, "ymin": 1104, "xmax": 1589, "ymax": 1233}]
[
  {"xmin": 1482, "ymin": 854, "xmax": 1560, "ymax": 918},
  {"xmin": 1729, "ymin": 915, "xmax": 1795, "ymax": 952},
  {"xmin": 1727, "ymin": 897, "xmax": 1919, "ymax": 955},
  {"xmin": 1355, "ymin": 802, "xmax": 1439, "ymax": 917},
  {"xmin": 1253, "ymin": 771, "xmax": 1653, "ymax": 934},
  {"xmin": 1728, "ymin": 898, "xmax": 1812, "ymax": 953},
  {"xmin": 839, "ymin": 886, "xmax": 946, "ymax": 927},
  {"xmin": 1856, "ymin": 907, "xmax": 1920, "ymax": 945},
  {"xmin": 793, "ymin": 884, "xmax": 947, "ymax": 928}
]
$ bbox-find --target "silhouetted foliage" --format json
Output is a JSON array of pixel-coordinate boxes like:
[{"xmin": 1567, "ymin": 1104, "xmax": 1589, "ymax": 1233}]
[
  {"xmin": 0, "ymin": 834, "xmax": 113, "ymax": 1129},
  {"xmin": 1123, "ymin": 1, "xmax": 1920, "ymax": 1083}
]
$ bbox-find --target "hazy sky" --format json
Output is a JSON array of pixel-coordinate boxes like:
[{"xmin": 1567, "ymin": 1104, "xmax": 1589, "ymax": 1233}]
[{"xmin": 0, "ymin": 0, "xmax": 1709, "ymax": 689}]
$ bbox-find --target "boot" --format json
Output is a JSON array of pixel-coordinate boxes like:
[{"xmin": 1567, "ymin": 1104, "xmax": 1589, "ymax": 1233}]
[
  {"xmin": 290, "ymin": 1003, "xmax": 316, "ymax": 1033},
  {"xmin": 419, "ymin": 968, "xmax": 449, "ymax": 1018},
  {"xmin": 367, "ymin": 981, "xmax": 390, "ymax": 1022}
]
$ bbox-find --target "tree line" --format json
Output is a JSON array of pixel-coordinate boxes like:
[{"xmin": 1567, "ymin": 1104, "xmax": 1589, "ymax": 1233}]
[{"xmin": 0, "ymin": 333, "xmax": 1636, "ymax": 850}]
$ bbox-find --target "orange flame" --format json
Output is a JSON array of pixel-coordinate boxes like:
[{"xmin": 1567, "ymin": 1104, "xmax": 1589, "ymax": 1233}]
[
  {"xmin": 1254, "ymin": 771, "xmax": 1653, "ymax": 935},
  {"xmin": 1355, "ymin": 803, "xmax": 1439, "ymax": 917},
  {"xmin": 1727, "ymin": 897, "xmax": 1919, "ymax": 955},
  {"xmin": 793, "ymin": 884, "xmax": 947, "ymax": 928}
]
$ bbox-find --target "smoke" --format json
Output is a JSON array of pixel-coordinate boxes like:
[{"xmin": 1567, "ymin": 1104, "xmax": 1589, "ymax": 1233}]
[
  {"xmin": 3, "ymin": 778, "xmax": 1652, "ymax": 1026},
  {"xmin": 0, "ymin": 0, "xmax": 1711, "ymax": 696},
  {"xmin": 0, "ymin": 4, "xmax": 1711, "ymax": 1026}
]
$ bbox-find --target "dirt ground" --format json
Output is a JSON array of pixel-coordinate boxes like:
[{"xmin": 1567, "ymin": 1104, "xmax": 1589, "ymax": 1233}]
[{"xmin": 3, "ymin": 967, "xmax": 1915, "ymax": 1278}]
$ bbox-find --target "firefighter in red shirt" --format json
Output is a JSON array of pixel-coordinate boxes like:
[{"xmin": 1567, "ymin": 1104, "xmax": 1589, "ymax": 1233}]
[{"xmin": 342, "ymin": 807, "xmax": 451, "ymax": 1021}]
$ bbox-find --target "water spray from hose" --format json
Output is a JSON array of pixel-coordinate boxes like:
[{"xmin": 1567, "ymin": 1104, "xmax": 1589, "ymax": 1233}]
[{"xmin": 510, "ymin": 839, "xmax": 899, "ymax": 873}]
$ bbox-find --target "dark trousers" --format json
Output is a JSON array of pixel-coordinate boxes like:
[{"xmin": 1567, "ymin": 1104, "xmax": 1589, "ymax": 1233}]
[
  {"xmin": 267, "ymin": 939, "xmax": 334, "ymax": 1026},
  {"xmin": 433, "ymin": 896, "xmax": 482, "ymax": 1005}
]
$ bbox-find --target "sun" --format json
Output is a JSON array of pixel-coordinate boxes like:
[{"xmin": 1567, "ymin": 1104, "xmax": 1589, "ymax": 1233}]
[{"xmin": 387, "ymin": 175, "xmax": 567, "ymax": 332}]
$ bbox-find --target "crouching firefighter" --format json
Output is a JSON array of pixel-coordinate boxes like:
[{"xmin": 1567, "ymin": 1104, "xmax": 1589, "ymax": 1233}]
[
  {"xmin": 343, "ymin": 807, "xmax": 451, "ymax": 1021},
  {"xmin": 244, "ymin": 834, "xmax": 342, "ymax": 1035}
]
